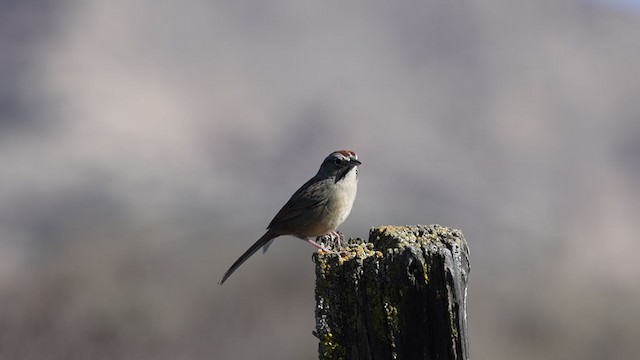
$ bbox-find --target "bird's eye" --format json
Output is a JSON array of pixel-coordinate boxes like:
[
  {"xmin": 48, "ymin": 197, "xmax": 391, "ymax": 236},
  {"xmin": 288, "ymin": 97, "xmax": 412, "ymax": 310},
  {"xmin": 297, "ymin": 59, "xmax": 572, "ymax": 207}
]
[{"xmin": 333, "ymin": 158, "xmax": 343, "ymax": 166}]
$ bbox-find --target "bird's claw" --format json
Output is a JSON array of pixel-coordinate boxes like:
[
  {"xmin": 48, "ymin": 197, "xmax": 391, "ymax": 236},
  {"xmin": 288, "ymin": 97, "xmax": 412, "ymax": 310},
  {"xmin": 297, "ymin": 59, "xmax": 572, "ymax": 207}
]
[
  {"xmin": 314, "ymin": 231, "xmax": 346, "ymax": 251},
  {"xmin": 306, "ymin": 238, "xmax": 338, "ymax": 254}
]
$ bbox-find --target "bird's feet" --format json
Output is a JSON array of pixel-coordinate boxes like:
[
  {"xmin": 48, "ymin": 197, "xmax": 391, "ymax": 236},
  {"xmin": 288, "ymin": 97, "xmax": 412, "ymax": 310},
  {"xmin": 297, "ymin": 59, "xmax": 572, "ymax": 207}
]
[
  {"xmin": 330, "ymin": 231, "xmax": 345, "ymax": 248},
  {"xmin": 306, "ymin": 238, "xmax": 336, "ymax": 253},
  {"xmin": 314, "ymin": 231, "xmax": 346, "ymax": 251}
]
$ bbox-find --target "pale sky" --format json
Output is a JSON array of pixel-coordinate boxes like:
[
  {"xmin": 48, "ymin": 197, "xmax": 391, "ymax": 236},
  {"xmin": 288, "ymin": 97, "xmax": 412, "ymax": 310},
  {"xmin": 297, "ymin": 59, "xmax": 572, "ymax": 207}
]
[{"xmin": 599, "ymin": 0, "xmax": 640, "ymax": 9}]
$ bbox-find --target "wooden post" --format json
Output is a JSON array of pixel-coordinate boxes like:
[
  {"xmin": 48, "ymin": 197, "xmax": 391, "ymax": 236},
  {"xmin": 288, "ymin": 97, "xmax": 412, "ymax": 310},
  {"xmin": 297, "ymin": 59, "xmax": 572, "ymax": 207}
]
[{"xmin": 313, "ymin": 225, "xmax": 470, "ymax": 360}]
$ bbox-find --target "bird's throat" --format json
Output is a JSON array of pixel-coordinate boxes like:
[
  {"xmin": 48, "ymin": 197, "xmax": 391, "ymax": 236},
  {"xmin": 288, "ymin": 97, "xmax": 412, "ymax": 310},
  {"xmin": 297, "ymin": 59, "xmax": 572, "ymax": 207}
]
[{"xmin": 335, "ymin": 165, "xmax": 356, "ymax": 183}]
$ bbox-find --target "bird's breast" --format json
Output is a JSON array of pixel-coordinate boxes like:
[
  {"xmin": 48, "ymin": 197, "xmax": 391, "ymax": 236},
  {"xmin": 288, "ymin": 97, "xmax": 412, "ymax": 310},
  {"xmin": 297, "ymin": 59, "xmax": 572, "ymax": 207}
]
[{"xmin": 324, "ymin": 169, "xmax": 358, "ymax": 229}]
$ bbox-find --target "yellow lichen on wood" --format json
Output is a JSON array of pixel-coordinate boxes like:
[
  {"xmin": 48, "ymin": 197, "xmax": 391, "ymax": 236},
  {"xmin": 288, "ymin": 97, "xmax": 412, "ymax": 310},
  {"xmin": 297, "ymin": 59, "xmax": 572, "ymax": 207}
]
[{"xmin": 314, "ymin": 225, "xmax": 470, "ymax": 360}]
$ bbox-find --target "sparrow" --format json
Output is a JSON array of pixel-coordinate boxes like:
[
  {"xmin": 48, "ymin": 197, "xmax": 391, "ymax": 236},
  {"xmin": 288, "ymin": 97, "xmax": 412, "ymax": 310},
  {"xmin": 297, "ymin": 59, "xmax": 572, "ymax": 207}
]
[{"xmin": 218, "ymin": 150, "xmax": 360, "ymax": 285}]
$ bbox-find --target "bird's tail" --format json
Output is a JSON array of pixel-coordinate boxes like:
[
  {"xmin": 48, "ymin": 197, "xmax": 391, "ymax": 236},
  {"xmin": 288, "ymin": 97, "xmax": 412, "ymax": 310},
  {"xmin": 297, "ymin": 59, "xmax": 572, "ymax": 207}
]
[{"xmin": 218, "ymin": 231, "xmax": 275, "ymax": 285}]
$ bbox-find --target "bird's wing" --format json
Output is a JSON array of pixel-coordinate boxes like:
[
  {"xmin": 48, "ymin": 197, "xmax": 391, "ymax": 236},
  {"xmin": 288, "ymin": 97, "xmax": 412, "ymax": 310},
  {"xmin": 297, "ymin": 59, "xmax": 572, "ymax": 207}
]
[{"xmin": 267, "ymin": 177, "xmax": 327, "ymax": 231}]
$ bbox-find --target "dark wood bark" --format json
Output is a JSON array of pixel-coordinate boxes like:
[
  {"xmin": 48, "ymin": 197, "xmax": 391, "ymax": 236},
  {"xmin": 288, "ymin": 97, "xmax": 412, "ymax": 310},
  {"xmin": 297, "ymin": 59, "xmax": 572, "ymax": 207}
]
[{"xmin": 313, "ymin": 225, "xmax": 470, "ymax": 360}]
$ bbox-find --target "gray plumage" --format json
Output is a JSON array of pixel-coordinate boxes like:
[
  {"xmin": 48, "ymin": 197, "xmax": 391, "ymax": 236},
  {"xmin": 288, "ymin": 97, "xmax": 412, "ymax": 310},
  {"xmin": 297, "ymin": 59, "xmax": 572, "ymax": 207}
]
[{"xmin": 218, "ymin": 150, "xmax": 360, "ymax": 285}]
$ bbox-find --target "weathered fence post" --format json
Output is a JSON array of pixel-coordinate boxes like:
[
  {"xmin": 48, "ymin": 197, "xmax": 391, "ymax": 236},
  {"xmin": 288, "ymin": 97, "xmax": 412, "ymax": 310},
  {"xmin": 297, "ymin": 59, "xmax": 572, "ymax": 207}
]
[{"xmin": 313, "ymin": 224, "xmax": 470, "ymax": 360}]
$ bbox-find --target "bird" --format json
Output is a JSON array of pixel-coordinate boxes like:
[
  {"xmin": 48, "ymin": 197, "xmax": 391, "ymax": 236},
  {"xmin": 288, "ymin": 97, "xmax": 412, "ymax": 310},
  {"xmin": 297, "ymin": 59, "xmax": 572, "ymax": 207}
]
[{"xmin": 218, "ymin": 150, "xmax": 361, "ymax": 285}]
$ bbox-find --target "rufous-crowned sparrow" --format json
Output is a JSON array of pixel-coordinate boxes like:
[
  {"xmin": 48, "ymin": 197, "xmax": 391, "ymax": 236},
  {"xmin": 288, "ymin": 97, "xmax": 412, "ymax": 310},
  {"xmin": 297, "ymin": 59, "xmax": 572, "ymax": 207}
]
[{"xmin": 218, "ymin": 150, "xmax": 361, "ymax": 285}]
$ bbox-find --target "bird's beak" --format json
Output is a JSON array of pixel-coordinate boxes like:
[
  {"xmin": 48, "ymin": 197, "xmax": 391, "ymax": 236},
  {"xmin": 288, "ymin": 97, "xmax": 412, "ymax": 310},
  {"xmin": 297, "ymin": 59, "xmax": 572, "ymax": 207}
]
[{"xmin": 350, "ymin": 159, "xmax": 362, "ymax": 166}]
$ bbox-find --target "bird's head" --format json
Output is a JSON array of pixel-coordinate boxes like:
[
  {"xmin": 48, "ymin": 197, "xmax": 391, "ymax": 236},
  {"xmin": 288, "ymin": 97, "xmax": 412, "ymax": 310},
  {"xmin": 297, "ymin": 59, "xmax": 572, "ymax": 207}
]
[{"xmin": 317, "ymin": 150, "xmax": 361, "ymax": 182}]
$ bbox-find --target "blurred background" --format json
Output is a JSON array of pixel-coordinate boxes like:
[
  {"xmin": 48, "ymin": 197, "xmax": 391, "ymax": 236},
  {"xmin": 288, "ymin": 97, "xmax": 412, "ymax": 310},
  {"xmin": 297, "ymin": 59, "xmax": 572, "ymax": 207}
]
[{"xmin": 1, "ymin": 0, "xmax": 639, "ymax": 359}]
